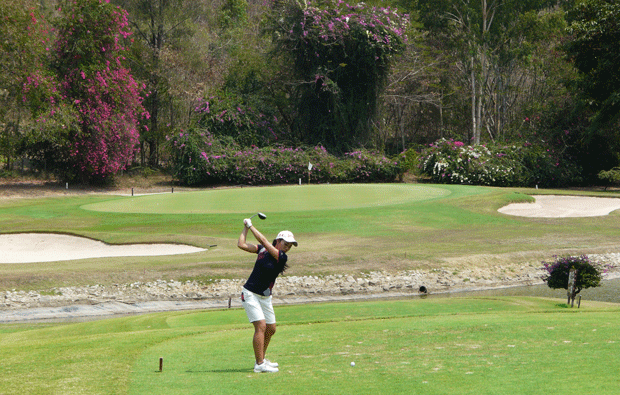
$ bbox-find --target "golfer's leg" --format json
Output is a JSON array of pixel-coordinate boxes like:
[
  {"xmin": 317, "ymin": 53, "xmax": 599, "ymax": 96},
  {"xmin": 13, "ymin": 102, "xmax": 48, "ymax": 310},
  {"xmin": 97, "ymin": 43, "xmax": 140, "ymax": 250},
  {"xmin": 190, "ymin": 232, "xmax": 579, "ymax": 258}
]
[
  {"xmin": 264, "ymin": 323, "xmax": 276, "ymax": 355},
  {"xmin": 252, "ymin": 320, "xmax": 267, "ymax": 364}
]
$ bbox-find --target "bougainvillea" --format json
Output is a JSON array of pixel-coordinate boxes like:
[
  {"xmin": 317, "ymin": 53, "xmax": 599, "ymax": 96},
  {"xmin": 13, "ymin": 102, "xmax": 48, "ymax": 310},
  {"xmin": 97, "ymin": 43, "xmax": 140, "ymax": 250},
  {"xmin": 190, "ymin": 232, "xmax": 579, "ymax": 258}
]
[
  {"xmin": 50, "ymin": 0, "xmax": 148, "ymax": 180},
  {"xmin": 23, "ymin": 0, "xmax": 147, "ymax": 181},
  {"xmin": 195, "ymin": 94, "xmax": 280, "ymax": 147}
]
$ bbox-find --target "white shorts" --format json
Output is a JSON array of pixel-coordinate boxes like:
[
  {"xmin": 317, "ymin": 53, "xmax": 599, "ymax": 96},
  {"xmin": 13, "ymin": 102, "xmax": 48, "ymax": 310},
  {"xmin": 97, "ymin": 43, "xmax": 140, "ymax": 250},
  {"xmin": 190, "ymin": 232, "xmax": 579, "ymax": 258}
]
[{"xmin": 241, "ymin": 288, "xmax": 276, "ymax": 324}]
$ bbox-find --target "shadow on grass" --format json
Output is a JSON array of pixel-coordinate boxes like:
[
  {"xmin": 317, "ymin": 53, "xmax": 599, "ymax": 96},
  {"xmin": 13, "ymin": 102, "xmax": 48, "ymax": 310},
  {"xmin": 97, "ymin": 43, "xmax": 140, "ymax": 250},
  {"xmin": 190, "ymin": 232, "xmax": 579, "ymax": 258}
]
[{"xmin": 185, "ymin": 368, "xmax": 253, "ymax": 374}]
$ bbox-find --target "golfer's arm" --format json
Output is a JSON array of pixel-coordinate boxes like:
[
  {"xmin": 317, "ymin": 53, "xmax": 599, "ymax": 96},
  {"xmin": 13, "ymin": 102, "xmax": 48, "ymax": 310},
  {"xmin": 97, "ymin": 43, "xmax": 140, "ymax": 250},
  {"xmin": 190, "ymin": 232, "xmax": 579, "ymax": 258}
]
[
  {"xmin": 237, "ymin": 227, "xmax": 257, "ymax": 253},
  {"xmin": 248, "ymin": 226, "xmax": 279, "ymax": 261}
]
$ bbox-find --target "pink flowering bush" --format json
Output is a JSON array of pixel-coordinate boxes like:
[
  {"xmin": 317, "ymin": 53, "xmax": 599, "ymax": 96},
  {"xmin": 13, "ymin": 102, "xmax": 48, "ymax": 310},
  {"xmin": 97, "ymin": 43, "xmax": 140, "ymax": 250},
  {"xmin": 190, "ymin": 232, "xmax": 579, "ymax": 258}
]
[
  {"xmin": 23, "ymin": 0, "xmax": 147, "ymax": 182},
  {"xmin": 344, "ymin": 150, "xmax": 402, "ymax": 182},
  {"xmin": 167, "ymin": 129, "xmax": 402, "ymax": 186},
  {"xmin": 54, "ymin": 0, "xmax": 147, "ymax": 181}
]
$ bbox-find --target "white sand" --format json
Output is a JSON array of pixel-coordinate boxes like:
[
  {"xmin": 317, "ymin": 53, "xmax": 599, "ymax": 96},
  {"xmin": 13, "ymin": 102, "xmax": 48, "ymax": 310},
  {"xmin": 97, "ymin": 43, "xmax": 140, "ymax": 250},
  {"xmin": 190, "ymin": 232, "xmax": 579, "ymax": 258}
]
[
  {"xmin": 0, "ymin": 233, "xmax": 205, "ymax": 264},
  {"xmin": 498, "ymin": 195, "xmax": 620, "ymax": 218}
]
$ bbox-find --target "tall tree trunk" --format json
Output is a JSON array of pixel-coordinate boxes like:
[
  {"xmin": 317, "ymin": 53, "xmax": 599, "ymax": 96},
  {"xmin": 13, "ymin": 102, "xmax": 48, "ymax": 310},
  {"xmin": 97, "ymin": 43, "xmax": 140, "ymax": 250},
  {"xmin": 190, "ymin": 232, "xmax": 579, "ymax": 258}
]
[{"xmin": 471, "ymin": 56, "xmax": 480, "ymax": 145}]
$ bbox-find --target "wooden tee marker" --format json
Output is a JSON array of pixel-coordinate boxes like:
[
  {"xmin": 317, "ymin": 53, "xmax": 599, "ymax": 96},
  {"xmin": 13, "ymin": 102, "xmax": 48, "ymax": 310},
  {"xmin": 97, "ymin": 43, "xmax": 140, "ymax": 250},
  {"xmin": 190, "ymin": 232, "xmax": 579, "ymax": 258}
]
[{"xmin": 159, "ymin": 357, "xmax": 163, "ymax": 372}]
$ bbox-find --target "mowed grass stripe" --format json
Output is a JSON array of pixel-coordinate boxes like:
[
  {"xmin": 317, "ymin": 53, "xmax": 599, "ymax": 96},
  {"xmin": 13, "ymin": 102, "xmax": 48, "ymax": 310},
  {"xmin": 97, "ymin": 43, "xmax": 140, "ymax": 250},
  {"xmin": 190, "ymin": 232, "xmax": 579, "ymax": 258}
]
[{"xmin": 80, "ymin": 184, "xmax": 451, "ymax": 214}]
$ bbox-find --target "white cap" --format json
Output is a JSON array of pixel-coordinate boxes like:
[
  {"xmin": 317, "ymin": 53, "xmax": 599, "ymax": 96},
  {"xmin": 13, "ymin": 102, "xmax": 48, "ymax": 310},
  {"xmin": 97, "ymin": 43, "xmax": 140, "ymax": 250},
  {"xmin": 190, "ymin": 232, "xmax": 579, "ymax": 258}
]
[{"xmin": 276, "ymin": 230, "xmax": 298, "ymax": 246}]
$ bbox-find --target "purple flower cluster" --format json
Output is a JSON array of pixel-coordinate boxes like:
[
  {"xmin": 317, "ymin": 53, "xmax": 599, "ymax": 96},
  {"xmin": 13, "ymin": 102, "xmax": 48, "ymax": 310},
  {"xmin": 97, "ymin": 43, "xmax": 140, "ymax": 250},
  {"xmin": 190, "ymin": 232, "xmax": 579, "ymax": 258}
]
[{"xmin": 298, "ymin": 0, "xmax": 409, "ymax": 47}]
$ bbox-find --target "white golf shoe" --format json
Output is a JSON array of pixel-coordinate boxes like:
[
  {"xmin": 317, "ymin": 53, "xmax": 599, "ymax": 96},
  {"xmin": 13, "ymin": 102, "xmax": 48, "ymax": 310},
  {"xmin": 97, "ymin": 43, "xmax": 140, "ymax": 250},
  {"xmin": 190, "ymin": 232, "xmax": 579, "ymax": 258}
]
[
  {"xmin": 254, "ymin": 360, "xmax": 279, "ymax": 373},
  {"xmin": 264, "ymin": 358, "xmax": 279, "ymax": 368}
]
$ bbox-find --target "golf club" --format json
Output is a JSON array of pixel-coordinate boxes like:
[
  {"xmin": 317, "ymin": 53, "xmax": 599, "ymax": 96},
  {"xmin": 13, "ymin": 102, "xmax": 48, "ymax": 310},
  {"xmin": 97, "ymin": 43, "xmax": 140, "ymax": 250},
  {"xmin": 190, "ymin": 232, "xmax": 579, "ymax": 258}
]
[{"xmin": 249, "ymin": 212, "xmax": 267, "ymax": 220}]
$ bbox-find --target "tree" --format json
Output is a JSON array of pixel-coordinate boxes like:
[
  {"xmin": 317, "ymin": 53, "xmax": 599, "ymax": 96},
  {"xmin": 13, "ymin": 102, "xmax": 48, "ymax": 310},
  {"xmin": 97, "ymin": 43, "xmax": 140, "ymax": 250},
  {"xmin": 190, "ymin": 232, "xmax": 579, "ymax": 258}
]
[
  {"xmin": 265, "ymin": 0, "xmax": 410, "ymax": 152},
  {"xmin": 416, "ymin": 0, "xmax": 560, "ymax": 144},
  {"xmin": 111, "ymin": 0, "xmax": 210, "ymax": 167},
  {"xmin": 0, "ymin": 0, "xmax": 50, "ymax": 171},
  {"xmin": 43, "ymin": 0, "xmax": 147, "ymax": 181},
  {"xmin": 378, "ymin": 22, "xmax": 455, "ymax": 153},
  {"xmin": 563, "ymin": 0, "xmax": 620, "ymax": 160},
  {"xmin": 542, "ymin": 255, "xmax": 606, "ymax": 307},
  {"xmin": 598, "ymin": 167, "xmax": 620, "ymax": 190}
]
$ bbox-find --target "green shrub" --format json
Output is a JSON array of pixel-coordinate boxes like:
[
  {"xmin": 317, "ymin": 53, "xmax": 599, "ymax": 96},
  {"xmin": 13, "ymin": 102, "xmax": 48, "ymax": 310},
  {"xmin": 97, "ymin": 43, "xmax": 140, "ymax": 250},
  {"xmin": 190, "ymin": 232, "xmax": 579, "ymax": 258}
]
[
  {"xmin": 518, "ymin": 142, "xmax": 582, "ymax": 187},
  {"xmin": 598, "ymin": 167, "xmax": 620, "ymax": 190},
  {"xmin": 398, "ymin": 148, "xmax": 423, "ymax": 176}
]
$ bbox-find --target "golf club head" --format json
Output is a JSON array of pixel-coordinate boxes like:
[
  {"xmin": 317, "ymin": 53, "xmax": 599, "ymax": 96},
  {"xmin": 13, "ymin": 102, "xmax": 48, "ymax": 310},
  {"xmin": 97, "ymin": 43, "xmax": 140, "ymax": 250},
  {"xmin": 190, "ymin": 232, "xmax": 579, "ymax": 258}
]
[{"xmin": 249, "ymin": 212, "xmax": 267, "ymax": 220}]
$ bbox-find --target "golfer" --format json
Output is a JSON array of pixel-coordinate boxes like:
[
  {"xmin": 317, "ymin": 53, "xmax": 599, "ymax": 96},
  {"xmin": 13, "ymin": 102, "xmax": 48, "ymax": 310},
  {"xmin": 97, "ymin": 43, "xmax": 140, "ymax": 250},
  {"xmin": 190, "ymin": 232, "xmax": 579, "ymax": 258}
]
[{"xmin": 238, "ymin": 218, "xmax": 297, "ymax": 373}]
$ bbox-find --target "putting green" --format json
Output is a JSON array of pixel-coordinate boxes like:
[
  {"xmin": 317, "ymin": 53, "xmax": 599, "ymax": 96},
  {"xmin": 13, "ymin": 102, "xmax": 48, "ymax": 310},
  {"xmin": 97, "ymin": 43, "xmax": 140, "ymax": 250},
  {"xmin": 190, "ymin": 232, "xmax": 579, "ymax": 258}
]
[{"xmin": 81, "ymin": 184, "xmax": 451, "ymax": 214}]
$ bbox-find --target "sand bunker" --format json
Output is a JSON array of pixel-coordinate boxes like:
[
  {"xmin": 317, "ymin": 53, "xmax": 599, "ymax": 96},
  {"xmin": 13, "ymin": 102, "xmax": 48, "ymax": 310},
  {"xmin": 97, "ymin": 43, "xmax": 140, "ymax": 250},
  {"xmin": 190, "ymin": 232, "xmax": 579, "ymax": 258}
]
[
  {"xmin": 0, "ymin": 233, "xmax": 206, "ymax": 264},
  {"xmin": 499, "ymin": 195, "xmax": 620, "ymax": 218}
]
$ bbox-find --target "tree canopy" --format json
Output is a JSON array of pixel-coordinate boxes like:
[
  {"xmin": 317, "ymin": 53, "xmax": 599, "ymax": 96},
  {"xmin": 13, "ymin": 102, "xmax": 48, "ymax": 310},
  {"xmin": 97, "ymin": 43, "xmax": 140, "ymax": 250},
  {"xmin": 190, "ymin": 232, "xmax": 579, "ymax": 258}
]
[
  {"xmin": 564, "ymin": 0, "xmax": 620, "ymax": 129},
  {"xmin": 2, "ymin": 0, "xmax": 620, "ymax": 185}
]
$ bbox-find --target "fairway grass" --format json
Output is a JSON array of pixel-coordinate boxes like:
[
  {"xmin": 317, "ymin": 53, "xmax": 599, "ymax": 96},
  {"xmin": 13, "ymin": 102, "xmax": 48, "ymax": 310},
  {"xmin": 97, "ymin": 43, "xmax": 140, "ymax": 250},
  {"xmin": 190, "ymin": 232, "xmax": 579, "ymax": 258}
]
[
  {"xmin": 1, "ymin": 297, "xmax": 619, "ymax": 394},
  {"xmin": 1, "ymin": 184, "xmax": 619, "ymax": 291}
]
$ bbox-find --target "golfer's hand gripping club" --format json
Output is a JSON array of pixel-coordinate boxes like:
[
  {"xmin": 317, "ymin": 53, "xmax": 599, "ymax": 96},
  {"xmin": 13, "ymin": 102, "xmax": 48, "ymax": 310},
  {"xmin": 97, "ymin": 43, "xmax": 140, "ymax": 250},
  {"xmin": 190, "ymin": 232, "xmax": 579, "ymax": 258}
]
[{"xmin": 244, "ymin": 218, "xmax": 253, "ymax": 228}]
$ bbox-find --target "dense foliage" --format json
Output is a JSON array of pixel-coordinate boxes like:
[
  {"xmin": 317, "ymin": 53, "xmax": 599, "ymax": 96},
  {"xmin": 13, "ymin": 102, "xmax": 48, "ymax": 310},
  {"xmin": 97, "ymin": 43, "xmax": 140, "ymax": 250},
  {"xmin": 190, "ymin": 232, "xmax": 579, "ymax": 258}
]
[
  {"xmin": 168, "ymin": 129, "xmax": 402, "ymax": 186},
  {"xmin": 564, "ymin": 0, "xmax": 620, "ymax": 130},
  {"xmin": 195, "ymin": 93, "xmax": 281, "ymax": 148},
  {"xmin": 417, "ymin": 137, "xmax": 581, "ymax": 187},
  {"xmin": 266, "ymin": 0, "xmax": 409, "ymax": 152},
  {"xmin": 2, "ymin": 0, "xmax": 620, "ymax": 186},
  {"xmin": 0, "ymin": 1, "xmax": 51, "ymax": 170}
]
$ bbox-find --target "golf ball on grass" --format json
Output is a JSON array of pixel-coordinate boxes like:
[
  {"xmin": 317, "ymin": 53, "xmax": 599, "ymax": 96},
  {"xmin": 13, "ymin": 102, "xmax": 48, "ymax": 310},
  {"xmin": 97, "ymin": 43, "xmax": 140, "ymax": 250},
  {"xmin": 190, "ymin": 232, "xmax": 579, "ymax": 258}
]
[{"xmin": 351, "ymin": 362, "xmax": 355, "ymax": 367}]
